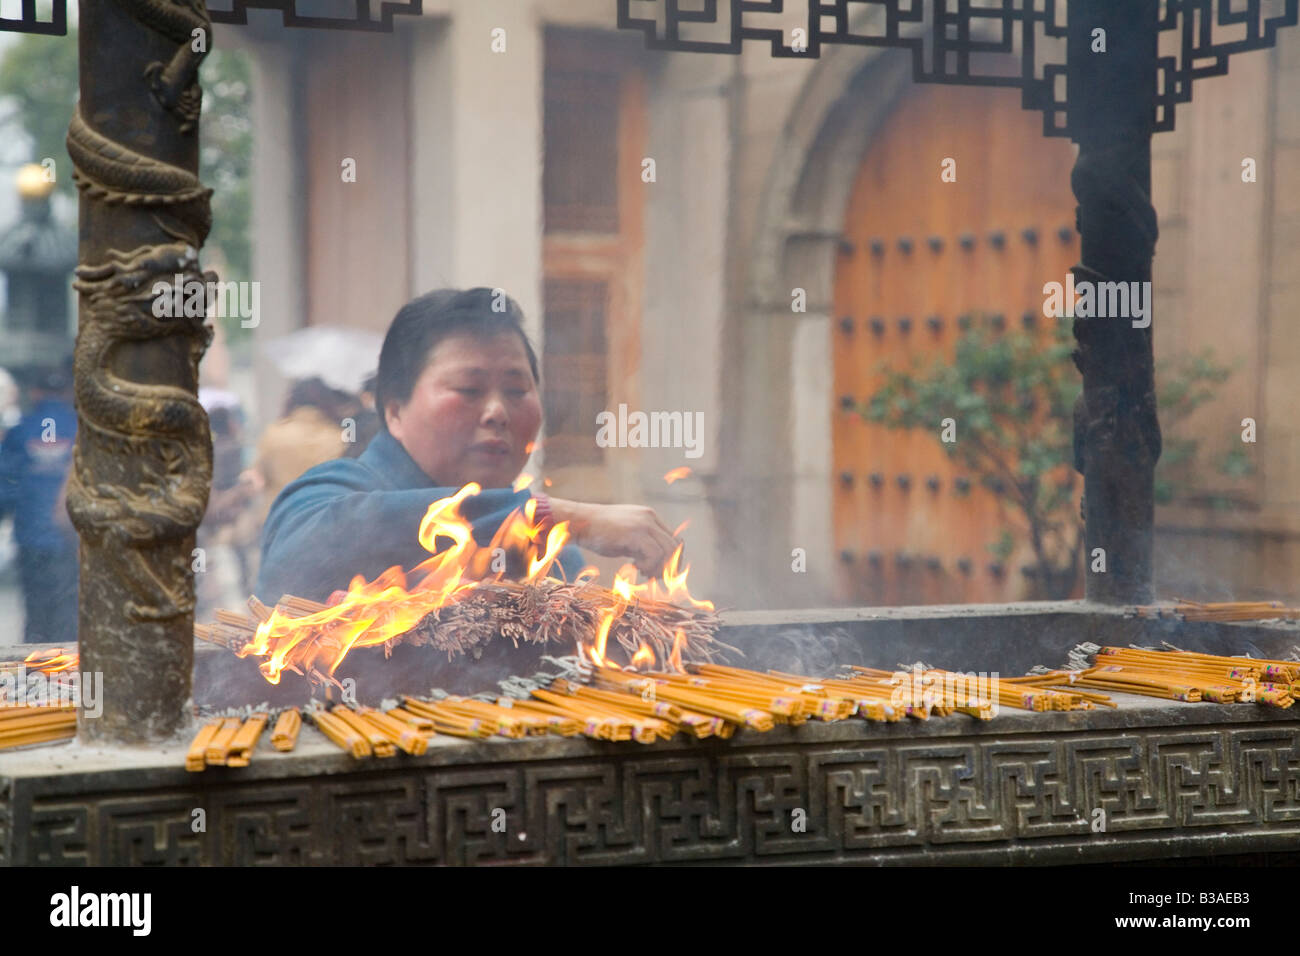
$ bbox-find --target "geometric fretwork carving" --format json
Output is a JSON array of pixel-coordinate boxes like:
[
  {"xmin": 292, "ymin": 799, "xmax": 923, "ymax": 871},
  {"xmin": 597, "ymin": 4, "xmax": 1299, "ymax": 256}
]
[{"xmin": 7, "ymin": 722, "xmax": 1300, "ymax": 865}]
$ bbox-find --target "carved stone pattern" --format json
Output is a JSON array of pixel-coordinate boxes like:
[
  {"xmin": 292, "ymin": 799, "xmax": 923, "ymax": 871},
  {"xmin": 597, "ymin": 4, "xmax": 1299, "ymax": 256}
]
[{"xmin": 8, "ymin": 725, "xmax": 1300, "ymax": 865}]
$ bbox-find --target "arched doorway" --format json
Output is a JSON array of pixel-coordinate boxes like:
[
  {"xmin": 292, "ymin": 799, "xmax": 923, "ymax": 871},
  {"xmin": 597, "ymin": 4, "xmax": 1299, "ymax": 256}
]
[{"xmin": 831, "ymin": 81, "xmax": 1080, "ymax": 606}]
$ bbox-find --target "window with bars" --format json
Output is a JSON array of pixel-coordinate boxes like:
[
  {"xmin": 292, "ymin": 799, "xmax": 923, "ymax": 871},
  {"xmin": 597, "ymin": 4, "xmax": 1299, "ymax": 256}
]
[
  {"xmin": 542, "ymin": 278, "xmax": 609, "ymax": 466},
  {"xmin": 543, "ymin": 69, "xmax": 621, "ymax": 235}
]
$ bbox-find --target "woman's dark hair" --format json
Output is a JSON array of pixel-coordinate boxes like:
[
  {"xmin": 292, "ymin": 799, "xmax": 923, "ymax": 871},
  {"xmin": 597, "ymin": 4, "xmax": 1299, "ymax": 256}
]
[{"xmin": 375, "ymin": 287, "xmax": 540, "ymax": 433}]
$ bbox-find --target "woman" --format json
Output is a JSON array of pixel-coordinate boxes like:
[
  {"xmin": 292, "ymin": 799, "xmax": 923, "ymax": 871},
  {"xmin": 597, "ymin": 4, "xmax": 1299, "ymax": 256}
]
[{"xmin": 257, "ymin": 288, "xmax": 679, "ymax": 604}]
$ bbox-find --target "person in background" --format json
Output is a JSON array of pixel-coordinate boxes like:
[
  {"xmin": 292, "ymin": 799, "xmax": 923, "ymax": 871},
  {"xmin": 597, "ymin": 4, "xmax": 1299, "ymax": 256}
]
[
  {"xmin": 342, "ymin": 371, "xmax": 381, "ymax": 459},
  {"xmin": 252, "ymin": 376, "xmax": 358, "ymax": 523},
  {"xmin": 258, "ymin": 287, "xmax": 678, "ymax": 604},
  {"xmin": 196, "ymin": 403, "xmax": 262, "ymax": 615},
  {"xmin": 0, "ymin": 367, "xmax": 20, "ymax": 437},
  {"xmin": 0, "ymin": 367, "xmax": 21, "ymax": 581},
  {"xmin": 0, "ymin": 362, "xmax": 79, "ymax": 643}
]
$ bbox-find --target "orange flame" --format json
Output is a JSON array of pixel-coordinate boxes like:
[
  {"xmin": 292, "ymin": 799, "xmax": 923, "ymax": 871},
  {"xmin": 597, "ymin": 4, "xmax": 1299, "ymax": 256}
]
[
  {"xmin": 24, "ymin": 649, "xmax": 78, "ymax": 673},
  {"xmin": 628, "ymin": 643, "xmax": 655, "ymax": 669},
  {"xmin": 668, "ymin": 629, "xmax": 686, "ymax": 673},
  {"xmin": 663, "ymin": 466, "xmax": 691, "ymax": 485},
  {"xmin": 238, "ymin": 484, "xmax": 713, "ymax": 683}
]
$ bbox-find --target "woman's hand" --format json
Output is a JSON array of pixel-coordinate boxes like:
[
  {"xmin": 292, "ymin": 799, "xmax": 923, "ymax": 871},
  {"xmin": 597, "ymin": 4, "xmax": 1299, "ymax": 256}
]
[{"xmin": 548, "ymin": 498, "xmax": 679, "ymax": 577}]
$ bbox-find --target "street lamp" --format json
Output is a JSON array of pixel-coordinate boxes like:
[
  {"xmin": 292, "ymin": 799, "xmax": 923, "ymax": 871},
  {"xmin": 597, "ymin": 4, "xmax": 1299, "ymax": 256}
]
[{"xmin": 0, "ymin": 163, "xmax": 76, "ymax": 375}]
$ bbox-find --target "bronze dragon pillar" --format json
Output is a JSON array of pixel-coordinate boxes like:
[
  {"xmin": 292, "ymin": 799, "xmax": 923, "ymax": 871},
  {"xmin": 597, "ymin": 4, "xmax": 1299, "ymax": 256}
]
[{"xmin": 68, "ymin": 0, "xmax": 215, "ymax": 742}]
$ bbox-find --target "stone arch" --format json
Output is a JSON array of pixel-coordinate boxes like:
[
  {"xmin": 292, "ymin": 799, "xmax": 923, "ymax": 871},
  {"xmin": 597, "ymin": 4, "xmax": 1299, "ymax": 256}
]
[{"xmin": 716, "ymin": 40, "xmax": 914, "ymax": 608}]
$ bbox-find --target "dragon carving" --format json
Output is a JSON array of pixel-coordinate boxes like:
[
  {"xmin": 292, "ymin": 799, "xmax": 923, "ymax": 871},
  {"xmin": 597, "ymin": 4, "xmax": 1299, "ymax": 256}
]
[{"xmin": 65, "ymin": 0, "xmax": 216, "ymax": 623}]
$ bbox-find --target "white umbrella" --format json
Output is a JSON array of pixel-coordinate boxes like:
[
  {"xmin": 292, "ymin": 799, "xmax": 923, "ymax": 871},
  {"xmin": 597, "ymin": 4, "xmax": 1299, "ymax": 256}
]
[
  {"xmin": 262, "ymin": 326, "xmax": 383, "ymax": 395},
  {"xmin": 198, "ymin": 387, "xmax": 241, "ymax": 412}
]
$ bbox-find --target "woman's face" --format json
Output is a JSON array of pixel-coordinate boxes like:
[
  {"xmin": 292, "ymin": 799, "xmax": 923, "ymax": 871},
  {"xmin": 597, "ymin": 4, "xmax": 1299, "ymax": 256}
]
[{"xmin": 385, "ymin": 331, "xmax": 541, "ymax": 489}]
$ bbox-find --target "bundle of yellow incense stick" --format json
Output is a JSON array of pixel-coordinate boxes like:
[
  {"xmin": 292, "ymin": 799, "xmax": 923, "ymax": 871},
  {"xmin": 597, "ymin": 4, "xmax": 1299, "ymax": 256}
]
[
  {"xmin": 1135, "ymin": 599, "xmax": 1300, "ymax": 623},
  {"xmin": 271, "ymin": 708, "xmax": 302, "ymax": 751},
  {"xmin": 592, "ymin": 667, "xmax": 777, "ymax": 731},
  {"xmin": 291, "ymin": 704, "xmax": 438, "ymax": 759},
  {"xmin": 537, "ymin": 683, "xmax": 674, "ymax": 742},
  {"xmin": 401, "ymin": 697, "xmax": 500, "ymax": 739},
  {"xmin": 174, "ymin": 648, "xmax": 1300, "ymax": 772},
  {"xmin": 186, "ymin": 713, "xmax": 272, "ymax": 771},
  {"xmin": 1067, "ymin": 646, "xmax": 1296, "ymax": 706},
  {"xmin": 839, "ymin": 665, "xmax": 1100, "ymax": 716},
  {"xmin": 0, "ymin": 703, "xmax": 76, "ymax": 750},
  {"xmin": 226, "ymin": 713, "xmax": 268, "ymax": 767},
  {"xmin": 309, "ymin": 708, "xmax": 371, "ymax": 758}
]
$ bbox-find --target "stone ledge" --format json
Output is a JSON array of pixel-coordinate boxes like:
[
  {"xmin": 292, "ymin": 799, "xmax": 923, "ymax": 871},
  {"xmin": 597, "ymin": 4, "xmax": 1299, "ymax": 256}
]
[{"xmin": 4, "ymin": 693, "xmax": 1298, "ymax": 865}]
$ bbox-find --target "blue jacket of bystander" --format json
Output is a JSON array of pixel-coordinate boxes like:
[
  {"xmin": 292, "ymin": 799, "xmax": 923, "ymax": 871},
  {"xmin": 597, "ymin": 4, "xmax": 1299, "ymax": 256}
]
[{"xmin": 0, "ymin": 397, "xmax": 78, "ymax": 551}]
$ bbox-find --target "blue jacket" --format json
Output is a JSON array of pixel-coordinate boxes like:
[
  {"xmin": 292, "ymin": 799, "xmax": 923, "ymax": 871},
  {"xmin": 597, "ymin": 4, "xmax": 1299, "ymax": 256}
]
[
  {"xmin": 257, "ymin": 430, "xmax": 584, "ymax": 603},
  {"xmin": 0, "ymin": 398, "xmax": 78, "ymax": 551}
]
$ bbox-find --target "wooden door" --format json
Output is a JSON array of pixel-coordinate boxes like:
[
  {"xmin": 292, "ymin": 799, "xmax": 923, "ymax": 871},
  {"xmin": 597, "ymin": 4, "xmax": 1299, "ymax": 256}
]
[
  {"xmin": 832, "ymin": 81, "xmax": 1080, "ymax": 605},
  {"xmin": 540, "ymin": 28, "xmax": 648, "ymax": 504}
]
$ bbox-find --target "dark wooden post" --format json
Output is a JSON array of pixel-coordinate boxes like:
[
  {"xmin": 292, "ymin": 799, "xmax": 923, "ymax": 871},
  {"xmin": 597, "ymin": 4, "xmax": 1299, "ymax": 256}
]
[
  {"xmin": 1067, "ymin": 0, "xmax": 1161, "ymax": 605},
  {"xmin": 67, "ymin": 0, "xmax": 215, "ymax": 742}
]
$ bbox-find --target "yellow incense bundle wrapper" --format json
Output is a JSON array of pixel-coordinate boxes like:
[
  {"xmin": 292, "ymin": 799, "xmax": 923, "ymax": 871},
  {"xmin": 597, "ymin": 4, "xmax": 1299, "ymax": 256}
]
[
  {"xmin": 204, "ymin": 718, "xmax": 243, "ymax": 766},
  {"xmin": 271, "ymin": 708, "xmax": 302, "ymax": 751},
  {"xmin": 186, "ymin": 720, "xmax": 223, "ymax": 772},
  {"xmin": 0, "ymin": 704, "xmax": 77, "ymax": 751},
  {"xmin": 357, "ymin": 706, "xmax": 429, "ymax": 755},
  {"xmin": 310, "ymin": 709, "xmax": 371, "ymax": 758},
  {"xmin": 332, "ymin": 707, "xmax": 396, "ymax": 757},
  {"xmin": 226, "ymin": 713, "xmax": 268, "ymax": 767}
]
